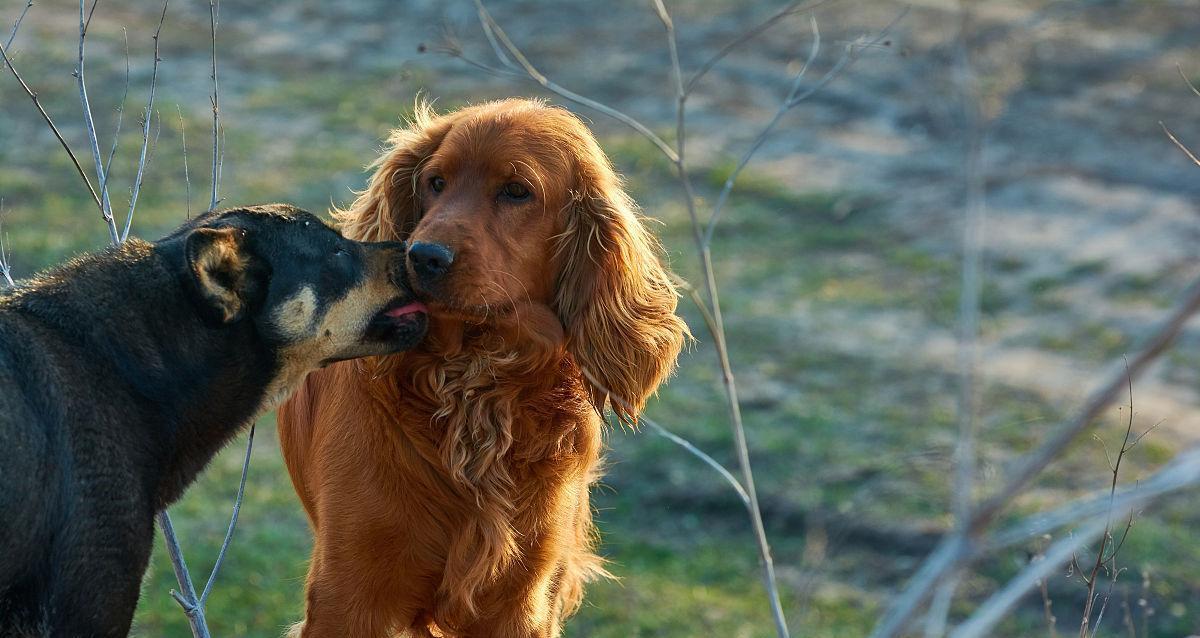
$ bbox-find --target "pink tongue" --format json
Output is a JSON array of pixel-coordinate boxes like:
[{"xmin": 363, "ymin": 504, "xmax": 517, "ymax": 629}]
[{"xmin": 384, "ymin": 301, "xmax": 428, "ymax": 318}]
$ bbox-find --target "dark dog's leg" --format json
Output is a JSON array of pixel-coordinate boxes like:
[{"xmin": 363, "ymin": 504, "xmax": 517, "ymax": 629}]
[
  {"xmin": 43, "ymin": 513, "xmax": 150, "ymax": 638},
  {"xmin": 44, "ymin": 560, "xmax": 142, "ymax": 638}
]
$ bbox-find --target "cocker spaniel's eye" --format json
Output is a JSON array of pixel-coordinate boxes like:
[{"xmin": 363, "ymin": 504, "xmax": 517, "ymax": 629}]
[
  {"xmin": 429, "ymin": 176, "xmax": 446, "ymax": 193},
  {"xmin": 502, "ymin": 182, "xmax": 531, "ymax": 201}
]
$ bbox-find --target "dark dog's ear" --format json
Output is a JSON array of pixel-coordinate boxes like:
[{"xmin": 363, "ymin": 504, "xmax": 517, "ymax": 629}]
[
  {"xmin": 335, "ymin": 100, "xmax": 454, "ymax": 242},
  {"xmin": 185, "ymin": 227, "xmax": 250, "ymax": 323}
]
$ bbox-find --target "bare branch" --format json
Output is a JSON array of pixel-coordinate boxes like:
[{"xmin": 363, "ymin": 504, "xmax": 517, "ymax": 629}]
[
  {"xmin": 123, "ymin": 0, "xmax": 168, "ymax": 242},
  {"xmin": 471, "ymin": 0, "xmax": 679, "ymax": 163},
  {"xmin": 1128, "ymin": 419, "xmax": 1160, "ymax": 449},
  {"xmin": 650, "ymin": 1, "xmax": 791, "ymax": 634},
  {"xmin": 1078, "ymin": 366, "xmax": 1137, "ymax": 637},
  {"xmin": 581, "ymin": 368, "xmax": 751, "ymax": 508},
  {"xmin": 0, "ymin": 200, "xmax": 13, "ymax": 287},
  {"xmin": 3, "ymin": 1, "xmax": 33, "ymax": 66},
  {"xmin": 1176, "ymin": 64, "xmax": 1200, "ymax": 99},
  {"xmin": 431, "ymin": 23, "xmax": 527, "ymax": 81},
  {"xmin": 971, "ymin": 276, "xmax": 1200, "ymax": 529},
  {"xmin": 988, "ymin": 447, "xmax": 1200, "ymax": 551},
  {"xmin": 156, "ymin": 511, "xmax": 212, "ymax": 638},
  {"xmin": 872, "ymin": 273, "xmax": 1200, "ymax": 637},
  {"xmin": 207, "ymin": 0, "xmax": 220, "ymax": 211},
  {"xmin": 702, "ymin": 15, "xmax": 820, "ymax": 246},
  {"xmin": 950, "ymin": 518, "xmax": 1109, "ymax": 638},
  {"xmin": 0, "ymin": 41, "xmax": 104, "ymax": 213},
  {"xmin": 703, "ymin": 10, "xmax": 904, "ymax": 245},
  {"xmin": 1037, "ymin": 538, "xmax": 1060, "ymax": 638},
  {"xmin": 923, "ymin": 572, "xmax": 962, "ymax": 638},
  {"xmin": 951, "ymin": 443, "xmax": 1200, "ymax": 638},
  {"xmin": 199, "ymin": 425, "xmax": 254, "ymax": 604},
  {"xmin": 652, "ymin": 0, "xmax": 706, "ymax": 256},
  {"xmin": 1160, "ymin": 121, "xmax": 1200, "ymax": 168},
  {"xmin": 100, "ymin": 28, "xmax": 130, "ymax": 206},
  {"xmin": 76, "ymin": 0, "xmax": 120, "ymax": 245},
  {"xmin": 684, "ymin": 0, "xmax": 840, "ymax": 96},
  {"xmin": 940, "ymin": 8, "xmax": 987, "ymax": 628},
  {"xmin": 477, "ymin": 9, "xmax": 515, "ymax": 71},
  {"xmin": 178, "ymin": 105, "xmax": 191, "ymax": 218}
]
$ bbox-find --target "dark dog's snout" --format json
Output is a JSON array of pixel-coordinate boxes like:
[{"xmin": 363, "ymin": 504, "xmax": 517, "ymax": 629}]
[
  {"xmin": 373, "ymin": 240, "xmax": 409, "ymax": 287},
  {"xmin": 409, "ymin": 241, "xmax": 454, "ymax": 284}
]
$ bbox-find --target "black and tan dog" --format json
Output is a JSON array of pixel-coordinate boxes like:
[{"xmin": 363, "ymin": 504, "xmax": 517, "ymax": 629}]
[{"xmin": 0, "ymin": 204, "xmax": 427, "ymax": 637}]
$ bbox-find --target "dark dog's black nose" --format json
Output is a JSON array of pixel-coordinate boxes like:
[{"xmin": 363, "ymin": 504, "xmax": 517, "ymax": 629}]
[{"xmin": 409, "ymin": 241, "xmax": 454, "ymax": 283}]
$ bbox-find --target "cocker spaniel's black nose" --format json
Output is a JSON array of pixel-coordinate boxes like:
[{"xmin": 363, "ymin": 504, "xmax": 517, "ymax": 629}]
[{"xmin": 408, "ymin": 241, "xmax": 454, "ymax": 283}]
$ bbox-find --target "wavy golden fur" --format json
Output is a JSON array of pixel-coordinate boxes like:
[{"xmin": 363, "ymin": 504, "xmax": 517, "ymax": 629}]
[{"xmin": 279, "ymin": 98, "xmax": 689, "ymax": 637}]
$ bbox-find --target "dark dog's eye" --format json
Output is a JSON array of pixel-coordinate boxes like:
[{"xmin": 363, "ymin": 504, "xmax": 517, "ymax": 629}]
[
  {"xmin": 502, "ymin": 182, "xmax": 531, "ymax": 201},
  {"xmin": 333, "ymin": 248, "xmax": 348, "ymax": 257},
  {"xmin": 429, "ymin": 176, "xmax": 446, "ymax": 193}
]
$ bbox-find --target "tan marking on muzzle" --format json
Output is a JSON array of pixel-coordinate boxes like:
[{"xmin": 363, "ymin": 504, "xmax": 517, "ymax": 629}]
[
  {"xmin": 258, "ymin": 251, "xmax": 402, "ymax": 413},
  {"xmin": 270, "ymin": 287, "xmax": 318, "ymax": 339}
]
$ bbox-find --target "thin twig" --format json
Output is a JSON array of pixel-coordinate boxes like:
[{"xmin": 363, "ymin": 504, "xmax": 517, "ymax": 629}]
[
  {"xmin": 2, "ymin": 0, "xmax": 32, "ymax": 69},
  {"xmin": 1176, "ymin": 64, "xmax": 1200, "ymax": 99},
  {"xmin": 1078, "ymin": 368, "xmax": 1137, "ymax": 637},
  {"xmin": 200, "ymin": 424, "xmax": 254, "ymax": 604},
  {"xmin": 925, "ymin": 5, "xmax": 987, "ymax": 633},
  {"xmin": 684, "ymin": 0, "xmax": 840, "ymax": 96},
  {"xmin": 457, "ymin": 5, "xmax": 903, "ymax": 636},
  {"xmin": 0, "ymin": 200, "xmax": 13, "ymax": 287},
  {"xmin": 1037, "ymin": 539, "xmax": 1060, "ymax": 638},
  {"xmin": 652, "ymin": 0, "xmax": 774, "ymax": 627},
  {"xmin": 1160, "ymin": 121, "xmax": 1200, "ymax": 168},
  {"xmin": 703, "ymin": 10, "xmax": 904, "ymax": 245},
  {"xmin": 100, "ymin": 28, "xmax": 130, "ymax": 209},
  {"xmin": 923, "ymin": 572, "xmax": 962, "ymax": 638},
  {"xmin": 76, "ymin": 0, "xmax": 120, "ymax": 245},
  {"xmin": 872, "ymin": 274, "xmax": 1200, "ymax": 638},
  {"xmin": 207, "ymin": 0, "xmax": 220, "ymax": 211},
  {"xmin": 157, "ymin": 511, "xmax": 212, "ymax": 638},
  {"xmin": 471, "ymin": 0, "xmax": 679, "ymax": 163},
  {"xmin": 582, "ymin": 368, "xmax": 751, "ymax": 507},
  {"xmin": 0, "ymin": 40, "xmax": 104, "ymax": 213},
  {"xmin": 2, "ymin": 0, "xmax": 32, "ymax": 60},
  {"xmin": 948, "ymin": 443, "xmax": 1200, "ymax": 638},
  {"xmin": 953, "ymin": 5, "xmax": 988, "ymax": 498},
  {"xmin": 703, "ymin": 15, "xmax": 821, "ymax": 245},
  {"xmin": 123, "ymin": 0, "xmax": 168, "ymax": 242},
  {"xmin": 178, "ymin": 105, "xmax": 191, "ymax": 218},
  {"xmin": 650, "ymin": 1, "xmax": 800, "ymax": 634},
  {"xmin": 950, "ymin": 518, "xmax": 1110, "ymax": 638},
  {"xmin": 973, "ymin": 277, "xmax": 1200, "ymax": 527},
  {"xmin": 987, "ymin": 447, "xmax": 1200, "ymax": 551}
]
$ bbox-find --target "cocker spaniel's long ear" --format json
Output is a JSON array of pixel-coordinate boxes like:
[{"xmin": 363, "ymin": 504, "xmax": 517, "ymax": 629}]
[
  {"xmin": 335, "ymin": 100, "xmax": 452, "ymax": 242},
  {"xmin": 554, "ymin": 151, "xmax": 690, "ymax": 426}
]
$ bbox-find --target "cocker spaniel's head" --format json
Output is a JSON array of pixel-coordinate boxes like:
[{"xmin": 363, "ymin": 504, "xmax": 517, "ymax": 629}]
[{"xmin": 339, "ymin": 98, "xmax": 688, "ymax": 421}]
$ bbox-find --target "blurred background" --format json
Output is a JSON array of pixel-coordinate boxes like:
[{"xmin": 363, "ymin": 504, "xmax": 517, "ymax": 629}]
[{"xmin": 3, "ymin": 0, "xmax": 1200, "ymax": 635}]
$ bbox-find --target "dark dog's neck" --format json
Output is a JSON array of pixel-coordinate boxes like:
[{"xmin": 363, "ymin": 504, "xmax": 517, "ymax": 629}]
[{"xmin": 2, "ymin": 239, "xmax": 274, "ymax": 507}]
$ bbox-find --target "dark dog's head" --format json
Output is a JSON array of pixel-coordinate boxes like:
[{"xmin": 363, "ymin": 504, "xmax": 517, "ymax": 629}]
[{"xmin": 167, "ymin": 204, "xmax": 428, "ymax": 367}]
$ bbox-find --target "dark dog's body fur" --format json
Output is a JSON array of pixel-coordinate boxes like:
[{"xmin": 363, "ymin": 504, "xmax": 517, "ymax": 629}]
[{"xmin": 0, "ymin": 204, "xmax": 426, "ymax": 637}]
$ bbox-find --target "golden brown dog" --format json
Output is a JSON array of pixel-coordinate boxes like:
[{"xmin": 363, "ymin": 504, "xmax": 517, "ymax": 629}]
[{"xmin": 279, "ymin": 98, "xmax": 689, "ymax": 637}]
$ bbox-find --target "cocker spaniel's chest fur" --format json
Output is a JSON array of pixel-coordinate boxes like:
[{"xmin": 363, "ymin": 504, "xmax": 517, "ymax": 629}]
[{"xmin": 368, "ymin": 345, "xmax": 601, "ymax": 486}]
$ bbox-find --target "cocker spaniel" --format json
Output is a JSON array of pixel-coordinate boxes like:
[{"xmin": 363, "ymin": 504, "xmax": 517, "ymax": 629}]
[{"xmin": 279, "ymin": 98, "xmax": 689, "ymax": 637}]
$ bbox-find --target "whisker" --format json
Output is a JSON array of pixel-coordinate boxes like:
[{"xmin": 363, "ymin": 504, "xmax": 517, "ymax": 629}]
[
  {"xmin": 485, "ymin": 279, "xmax": 521, "ymax": 334},
  {"xmin": 485, "ymin": 268, "xmax": 533, "ymax": 305}
]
